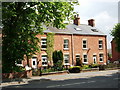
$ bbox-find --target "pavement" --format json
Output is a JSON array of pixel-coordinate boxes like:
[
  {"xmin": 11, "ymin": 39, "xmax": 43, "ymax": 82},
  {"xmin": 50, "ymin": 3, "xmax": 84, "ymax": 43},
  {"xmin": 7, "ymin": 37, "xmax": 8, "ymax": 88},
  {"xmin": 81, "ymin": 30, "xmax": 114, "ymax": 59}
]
[{"xmin": 0, "ymin": 69, "xmax": 119, "ymax": 88}]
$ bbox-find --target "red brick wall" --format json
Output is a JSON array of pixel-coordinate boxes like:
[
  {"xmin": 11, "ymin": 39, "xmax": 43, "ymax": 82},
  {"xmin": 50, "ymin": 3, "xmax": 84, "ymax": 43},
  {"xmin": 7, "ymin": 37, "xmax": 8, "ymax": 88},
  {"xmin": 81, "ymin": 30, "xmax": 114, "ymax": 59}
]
[
  {"xmin": 2, "ymin": 70, "xmax": 32, "ymax": 79},
  {"xmin": 23, "ymin": 34, "xmax": 107, "ymax": 68},
  {"xmin": 73, "ymin": 35, "xmax": 107, "ymax": 65},
  {"xmin": 111, "ymin": 40, "xmax": 120, "ymax": 61}
]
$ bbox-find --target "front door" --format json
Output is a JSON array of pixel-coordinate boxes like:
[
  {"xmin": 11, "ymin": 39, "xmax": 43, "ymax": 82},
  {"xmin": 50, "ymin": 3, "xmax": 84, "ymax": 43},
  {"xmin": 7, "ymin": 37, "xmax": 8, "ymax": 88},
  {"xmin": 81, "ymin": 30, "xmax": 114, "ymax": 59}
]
[
  {"xmin": 32, "ymin": 57, "xmax": 37, "ymax": 69},
  {"xmin": 93, "ymin": 55, "xmax": 97, "ymax": 64}
]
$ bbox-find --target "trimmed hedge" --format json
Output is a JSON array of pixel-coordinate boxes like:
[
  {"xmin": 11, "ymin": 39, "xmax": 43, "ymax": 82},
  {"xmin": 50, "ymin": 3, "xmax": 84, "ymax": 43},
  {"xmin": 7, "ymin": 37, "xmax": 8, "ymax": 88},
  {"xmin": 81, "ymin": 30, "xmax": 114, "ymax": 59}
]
[
  {"xmin": 99, "ymin": 65, "xmax": 107, "ymax": 70},
  {"xmin": 89, "ymin": 64, "xmax": 100, "ymax": 68},
  {"xmin": 68, "ymin": 66, "xmax": 82, "ymax": 73}
]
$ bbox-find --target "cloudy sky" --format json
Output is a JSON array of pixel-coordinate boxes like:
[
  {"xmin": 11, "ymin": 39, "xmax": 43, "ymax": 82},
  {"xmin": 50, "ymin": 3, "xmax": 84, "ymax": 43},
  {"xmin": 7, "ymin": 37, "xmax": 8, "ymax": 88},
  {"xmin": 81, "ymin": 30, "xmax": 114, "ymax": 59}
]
[{"xmin": 74, "ymin": 0, "xmax": 119, "ymax": 49}]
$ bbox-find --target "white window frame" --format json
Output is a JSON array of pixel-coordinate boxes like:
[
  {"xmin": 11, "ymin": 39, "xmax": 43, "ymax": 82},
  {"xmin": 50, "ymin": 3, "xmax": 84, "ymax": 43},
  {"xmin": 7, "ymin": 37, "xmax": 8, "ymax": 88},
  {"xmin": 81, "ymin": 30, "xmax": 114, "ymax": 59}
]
[
  {"xmin": 99, "ymin": 40, "xmax": 103, "ymax": 49},
  {"xmin": 93, "ymin": 55, "xmax": 97, "ymax": 64},
  {"xmin": 64, "ymin": 39, "xmax": 69, "ymax": 50},
  {"xmin": 76, "ymin": 54, "xmax": 80, "ymax": 60},
  {"xmin": 83, "ymin": 54, "xmax": 88, "ymax": 64},
  {"xmin": 15, "ymin": 60, "xmax": 23, "ymax": 67},
  {"xmin": 64, "ymin": 54, "xmax": 70, "ymax": 65},
  {"xmin": 41, "ymin": 37, "xmax": 47, "ymax": 50},
  {"xmin": 99, "ymin": 53, "xmax": 104, "ymax": 62},
  {"xmin": 42, "ymin": 55, "xmax": 48, "ymax": 67},
  {"xmin": 32, "ymin": 57, "xmax": 37, "ymax": 69},
  {"xmin": 82, "ymin": 39, "xmax": 87, "ymax": 49}
]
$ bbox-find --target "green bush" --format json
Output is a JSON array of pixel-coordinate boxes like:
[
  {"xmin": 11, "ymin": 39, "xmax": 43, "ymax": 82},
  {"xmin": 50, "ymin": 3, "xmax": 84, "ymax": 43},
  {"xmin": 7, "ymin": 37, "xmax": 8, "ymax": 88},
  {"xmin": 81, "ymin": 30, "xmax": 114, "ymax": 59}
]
[
  {"xmin": 99, "ymin": 65, "xmax": 107, "ymax": 70},
  {"xmin": 82, "ymin": 65, "xmax": 90, "ymax": 69},
  {"xmin": 12, "ymin": 66, "xmax": 25, "ymax": 72},
  {"xmin": 68, "ymin": 66, "xmax": 82, "ymax": 73},
  {"xmin": 89, "ymin": 64, "xmax": 100, "ymax": 68},
  {"xmin": 32, "ymin": 69, "xmax": 42, "ymax": 76},
  {"xmin": 106, "ymin": 63, "xmax": 118, "ymax": 68},
  {"xmin": 41, "ymin": 68, "xmax": 55, "ymax": 73},
  {"xmin": 52, "ymin": 50, "xmax": 63, "ymax": 71}
]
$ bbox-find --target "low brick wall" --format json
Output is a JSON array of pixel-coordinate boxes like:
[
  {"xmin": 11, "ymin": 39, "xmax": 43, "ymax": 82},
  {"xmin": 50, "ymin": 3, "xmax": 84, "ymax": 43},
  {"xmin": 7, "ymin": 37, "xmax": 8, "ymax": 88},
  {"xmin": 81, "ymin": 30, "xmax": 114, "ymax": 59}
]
[
  {"xmin": 42, "ymin": 70, "xmax": 68, "ymax": 76},
  {"xmin": 2, "ymin": 70, "xmax": 32, "ymax": 79},
  {"xmin": 81, "ymin": 68, "xmax": 99, "ymax": 72}
]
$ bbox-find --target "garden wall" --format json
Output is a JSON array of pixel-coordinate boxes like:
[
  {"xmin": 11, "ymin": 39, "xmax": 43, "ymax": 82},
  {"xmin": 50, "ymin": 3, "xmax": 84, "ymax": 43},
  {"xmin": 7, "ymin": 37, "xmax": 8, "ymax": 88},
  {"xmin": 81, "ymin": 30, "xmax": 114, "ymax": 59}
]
[{"xmin": 2, "ymin": 70, "xmax": 32, "ymax": 79}]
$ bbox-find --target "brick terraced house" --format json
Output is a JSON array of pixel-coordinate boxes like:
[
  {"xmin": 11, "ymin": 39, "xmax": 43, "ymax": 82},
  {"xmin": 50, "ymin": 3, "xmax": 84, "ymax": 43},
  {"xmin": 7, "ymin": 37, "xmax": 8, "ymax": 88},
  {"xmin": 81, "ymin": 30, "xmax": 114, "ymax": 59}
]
[
  {"xmin": 17, "ymin": 15, "xmax": 107, "ymax": 69},
  {"xmin": 111, "ymin": 39, "xmax": 120, "ymax": 62}
]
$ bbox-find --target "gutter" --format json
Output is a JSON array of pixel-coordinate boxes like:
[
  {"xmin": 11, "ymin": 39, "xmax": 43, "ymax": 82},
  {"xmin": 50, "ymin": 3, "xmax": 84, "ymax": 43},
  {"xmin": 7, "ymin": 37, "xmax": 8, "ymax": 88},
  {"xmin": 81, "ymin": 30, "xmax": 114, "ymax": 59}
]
[{"xmin": 71, "ymin": 34, "xmax": 74, "ymax": 66}]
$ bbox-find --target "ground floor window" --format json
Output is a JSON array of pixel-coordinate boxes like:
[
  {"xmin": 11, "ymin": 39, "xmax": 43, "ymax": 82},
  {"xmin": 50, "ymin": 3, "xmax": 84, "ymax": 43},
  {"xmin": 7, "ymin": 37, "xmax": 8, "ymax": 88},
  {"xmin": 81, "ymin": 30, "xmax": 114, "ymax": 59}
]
[
  {"xmin": 42, "ymin": 55, "xmax": 48, "ymax": 66},
  {"xmin": 32, "ymin": 57, "xmax": 37, "ymax": 69},
  {"xmin": 76, "ymin": 55, "xmax": 80, "ymax": 65},
  {"xmin": 93, "ymin": 55, "xmax": 97, "ymax": 64},
  {"xmin": 64, "ymin": 54, "xmax": 69, "ymax": 65},
  {"xmin": 83, "ymin": 54, "xmax": 88, "ymax": 63},
  {"xmin": 99, "ymin": 54, "xmax": 104, "ymax": 62}
]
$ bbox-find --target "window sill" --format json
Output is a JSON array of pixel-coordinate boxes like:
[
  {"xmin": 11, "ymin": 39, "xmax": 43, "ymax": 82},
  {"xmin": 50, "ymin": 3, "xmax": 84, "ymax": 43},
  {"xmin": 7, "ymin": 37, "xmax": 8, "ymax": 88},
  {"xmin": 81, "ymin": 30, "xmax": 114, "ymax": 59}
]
[
  {"xmin": 16, "ymin": 64, "xmax": 23, "ymax": 67},
  {"xmin": 83, "ymin": 62, "xmax": 88, "ymax": 64},
  {"xmin": 63, "ymin": 48, "xmax": 69, "ymax": 51},
  {"xmin": 99, "ymin": 48, "xmax": 103, "ymax": 50},
  {"xmin": 82, "ymin": 48, "xmax": 88, "ymax": 50},
  {"xmin": 42, "ymin": 65, "xmax": 48, "ymax": 67},
  {"xmin": 99, "ymin": 61, "xmax": 103, "ymax": 62},
  {"xmin": 41, "ymin": 48, "xmax": 47, "ymax": 51},
  {"xmin": 64, "ymin": 63, "xmax": 70, "ymax": 65}
]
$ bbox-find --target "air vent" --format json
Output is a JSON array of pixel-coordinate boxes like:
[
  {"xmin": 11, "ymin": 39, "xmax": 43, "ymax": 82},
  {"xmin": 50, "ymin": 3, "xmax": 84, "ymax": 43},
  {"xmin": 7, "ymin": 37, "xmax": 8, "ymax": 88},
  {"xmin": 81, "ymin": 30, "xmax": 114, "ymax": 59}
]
[
  {"xmin": 74, "ymin": 28, "xmax": 82, "ymax": 31},
  {"xmin": 91, "ymin": 29, "xmax": 98, "ymax": 32},
  {"xmin": 91, "ymin": 27, "xmax": 98, "ymax": 32}
]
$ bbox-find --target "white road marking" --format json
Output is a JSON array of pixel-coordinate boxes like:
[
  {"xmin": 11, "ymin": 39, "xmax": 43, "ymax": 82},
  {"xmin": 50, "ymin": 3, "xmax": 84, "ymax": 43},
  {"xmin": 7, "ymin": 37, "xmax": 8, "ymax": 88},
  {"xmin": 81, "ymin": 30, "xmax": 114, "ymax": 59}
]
[
  {"xmin": 47, "ymin": 81, "xmax": 96, "ymax": 88},
  {"xmin": 87, "ymin": 81, "xmax": 96, "ymax": 83}
]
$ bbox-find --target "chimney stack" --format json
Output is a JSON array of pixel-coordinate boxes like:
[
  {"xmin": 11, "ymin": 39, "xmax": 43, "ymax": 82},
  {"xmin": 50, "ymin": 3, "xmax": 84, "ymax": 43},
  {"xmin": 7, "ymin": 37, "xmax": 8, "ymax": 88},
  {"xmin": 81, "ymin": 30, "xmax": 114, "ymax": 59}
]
[
  {"xmin": 74, "ymin": 14, "xmax": 80, "ymax": 25},
  {"xmin": 88, "ymin": 19, "xmax": 95, "ymax": 27}
]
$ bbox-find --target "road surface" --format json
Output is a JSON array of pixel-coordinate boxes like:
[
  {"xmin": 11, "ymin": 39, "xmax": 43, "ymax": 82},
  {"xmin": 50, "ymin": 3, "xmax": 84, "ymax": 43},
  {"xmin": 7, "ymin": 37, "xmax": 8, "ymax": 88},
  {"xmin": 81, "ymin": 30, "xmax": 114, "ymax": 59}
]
[{"xmin": 1, "ymin": 69, "xmax": 120, "ymax": 88}]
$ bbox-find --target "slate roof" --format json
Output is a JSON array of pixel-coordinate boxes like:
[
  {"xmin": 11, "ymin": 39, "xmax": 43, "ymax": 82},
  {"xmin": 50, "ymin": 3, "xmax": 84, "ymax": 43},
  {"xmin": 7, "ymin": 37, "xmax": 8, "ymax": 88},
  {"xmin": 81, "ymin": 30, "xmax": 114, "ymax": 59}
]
[{"xmin": 43, "ymin": 24, "xmax": 106, "ymax": 36}]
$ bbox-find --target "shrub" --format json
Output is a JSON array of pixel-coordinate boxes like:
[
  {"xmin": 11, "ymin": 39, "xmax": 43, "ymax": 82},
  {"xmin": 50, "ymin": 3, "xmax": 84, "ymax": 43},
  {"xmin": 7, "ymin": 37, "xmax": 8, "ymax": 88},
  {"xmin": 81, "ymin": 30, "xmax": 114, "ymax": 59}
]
[
  {"xmin": 89, "ymin": 64, "xmax": 100, "ymax": 68},
  {"xmin": 32, "ymin": 69, "xmax": 40, "ymax": 76},
  {"xmin": 82, "ymin": 65, "xmax": 90, "ymax": 69},
  {"xmin": 52, "ymin": 50, "xmax": 63, "ymax": 70},
  {"xmin": 12, "ymin": 66, "xmax": 25, "ymax": 72},
  {"xmin": 68, "ymin": 66, "xmax": 82, "ymax": 73},
  {"xmin": 106, "ymin": 63, "xmax": 117, "ymax": 68},
  {"xmin": 99, "ymin": 65, "xmax": 107, "ymax": 70}
]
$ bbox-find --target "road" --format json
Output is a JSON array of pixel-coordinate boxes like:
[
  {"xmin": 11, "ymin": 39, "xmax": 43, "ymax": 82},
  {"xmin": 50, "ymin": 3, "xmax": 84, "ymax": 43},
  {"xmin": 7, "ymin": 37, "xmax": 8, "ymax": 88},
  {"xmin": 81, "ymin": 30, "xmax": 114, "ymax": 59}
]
[{"xmin": 2, "ymin": 70, "xmax": 120, "ymax": 88}]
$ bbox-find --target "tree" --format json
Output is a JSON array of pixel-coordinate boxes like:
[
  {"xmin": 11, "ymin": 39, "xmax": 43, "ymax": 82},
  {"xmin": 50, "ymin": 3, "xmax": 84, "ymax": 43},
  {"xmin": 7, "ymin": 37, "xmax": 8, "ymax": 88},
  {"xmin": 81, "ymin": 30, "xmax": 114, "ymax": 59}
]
[
  {"xmin": 46, "ymin": 32, "xmax": 54, "ymax": 66},
  {"xmin": 57, "ymin": 50, "xmax": 63, "ymax": 61},
  {"xmin": 2, "ymin": 2, "xmax": 78, "ymax": 73},
  {"xmin": 52, "ymin": 50, "xmax": 58, "ymax": 64},
  {"xmin": 111, "ymin": 23, "xmax": 120, "ymax": 52},
  {"xmin": 52, "ymin": 50, "xmax": 63, "ymax": 70}
]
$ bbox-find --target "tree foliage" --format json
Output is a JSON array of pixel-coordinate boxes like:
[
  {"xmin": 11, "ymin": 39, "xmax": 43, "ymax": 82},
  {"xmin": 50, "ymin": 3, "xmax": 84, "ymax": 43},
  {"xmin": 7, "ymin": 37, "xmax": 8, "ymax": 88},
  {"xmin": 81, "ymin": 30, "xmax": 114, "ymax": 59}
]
[
  {"xmin": 46, "ymin": 32, "xmax": 54, "ymax": 66},
  {"xmin": 52, "ymin": 50, "xmax": 63, "ymax": 70},
  {"xmin": 52, "ymin": 50, "xmax": 63, "ymax": 64},
  {"xmin": 2, "ymin": 2, "xmax": 78, "ymax": 72},
  {"xmin": 111, "ymin": 23, "xmax": 120, "ymax": 52}
]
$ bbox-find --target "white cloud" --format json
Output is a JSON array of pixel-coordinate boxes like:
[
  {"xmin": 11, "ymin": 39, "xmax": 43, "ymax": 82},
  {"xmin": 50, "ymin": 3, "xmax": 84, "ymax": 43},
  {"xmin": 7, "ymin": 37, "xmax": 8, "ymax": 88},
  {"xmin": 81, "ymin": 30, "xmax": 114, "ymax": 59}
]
[
  {"xmin": 74, "ymin": 1, "xmax": 118, "ymax": 49},
  {"xmin": 93, "ymin": 11, "xmax": 118, "ymax": 48}
]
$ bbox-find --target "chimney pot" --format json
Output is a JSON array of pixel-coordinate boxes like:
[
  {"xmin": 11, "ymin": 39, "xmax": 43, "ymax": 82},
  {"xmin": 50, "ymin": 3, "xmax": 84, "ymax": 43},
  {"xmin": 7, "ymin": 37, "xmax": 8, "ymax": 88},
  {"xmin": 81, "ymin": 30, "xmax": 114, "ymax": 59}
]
[
  {"xmin": 74, "ymin": 14, "xmax": 80, "ymax": 25},
  {"xmin": 88, "ymin": 19, "xmax": 95, "ymax": 27}
]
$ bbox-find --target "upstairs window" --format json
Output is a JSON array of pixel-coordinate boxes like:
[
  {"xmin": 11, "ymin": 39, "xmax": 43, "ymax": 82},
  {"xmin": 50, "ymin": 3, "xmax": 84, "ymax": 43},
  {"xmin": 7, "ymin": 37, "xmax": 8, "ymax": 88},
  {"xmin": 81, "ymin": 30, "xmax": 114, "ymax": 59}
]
[
  {"xmin": 99, "ymin": 40, "xmax": 103, "ymax": 49},
  {"xmin": 41, "ymin": 38, "xmax": 47, "ymax": 50},
  {"xmin": 15, "ymin": 60, "xmax": 23, "ymax": 67},
  {"xmin": 82, "ymin": 40, "xmax": 87, "ymax": 49},
  {"xmin": 64, "ymin": 39, "xmax": 69, "ymax": 50}
]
